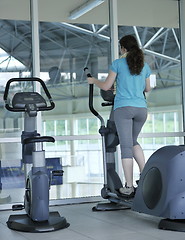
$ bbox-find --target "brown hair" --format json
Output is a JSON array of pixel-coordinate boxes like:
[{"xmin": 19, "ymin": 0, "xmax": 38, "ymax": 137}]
[{"xmin": 119, "ymin": 35, "xmax": 144, "ymax": 75}]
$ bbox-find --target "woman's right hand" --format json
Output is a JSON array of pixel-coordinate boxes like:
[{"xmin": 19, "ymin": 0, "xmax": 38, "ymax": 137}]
[{"xmin": 87, "ymin": 77, "xmax": 95, "ymax": 84}]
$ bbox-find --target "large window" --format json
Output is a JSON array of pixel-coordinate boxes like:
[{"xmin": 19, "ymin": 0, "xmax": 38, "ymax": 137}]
[{"xmin": 0, "ymin": 1, "xmax": 183, "ymax": 206}]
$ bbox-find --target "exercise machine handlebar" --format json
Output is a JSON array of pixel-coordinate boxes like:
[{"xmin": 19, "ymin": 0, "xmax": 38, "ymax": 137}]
[
  {"xmin": 23, "ymin": 136, "xmax": 55, "ymax": 145},
  {"xmin": 84, "ymin": 67, "xmax": 108, "ymax": 187},
  {"xmin": 4, "ymin": 77, "xmax": 55, "ymax": 112},
  {"xmin": 84, "ymin": 67, "xmax": 105, "ymax": 127}
]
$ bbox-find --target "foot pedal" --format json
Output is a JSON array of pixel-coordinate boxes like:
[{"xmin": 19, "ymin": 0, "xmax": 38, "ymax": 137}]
[
  {"xmin": 116, "ymin": 190, "xmax": 135, "ymax": 199},
  {"xmin": 12, "ymin": 204, "xmax": 24, "ymax": 211}
]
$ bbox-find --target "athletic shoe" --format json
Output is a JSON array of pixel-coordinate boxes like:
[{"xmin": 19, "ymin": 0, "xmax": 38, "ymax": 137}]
[{"xmin": 119, "ymin": 185, "xmax": 135, "ymax": 198}]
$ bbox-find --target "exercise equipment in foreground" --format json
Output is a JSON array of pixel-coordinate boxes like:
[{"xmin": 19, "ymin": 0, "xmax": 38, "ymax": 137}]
[{"xmin": 4, "ymin": 77, "xmax": 69, "ymax": 233}]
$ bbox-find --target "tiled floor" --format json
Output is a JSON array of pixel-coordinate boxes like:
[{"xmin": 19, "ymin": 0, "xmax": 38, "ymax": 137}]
[{"xmin": 0, "ymin": 202, "xmax": 185, "ymax": 240}]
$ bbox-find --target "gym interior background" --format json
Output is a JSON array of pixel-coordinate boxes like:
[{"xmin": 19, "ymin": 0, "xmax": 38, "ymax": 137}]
[{"xmin": 0, "ymin": 0, "xmax": 184, "ymax": 207}]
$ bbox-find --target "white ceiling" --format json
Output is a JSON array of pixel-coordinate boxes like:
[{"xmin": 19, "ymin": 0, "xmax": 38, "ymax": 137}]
[{"xmin": 0, "ymin": 0, "xmax": 179, "ymax": 28}]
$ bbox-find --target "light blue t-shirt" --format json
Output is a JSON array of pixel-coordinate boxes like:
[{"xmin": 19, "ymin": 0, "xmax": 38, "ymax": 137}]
[{"xmin": 110, "ymin": 58, "xmax": 151, "ymax": 110}]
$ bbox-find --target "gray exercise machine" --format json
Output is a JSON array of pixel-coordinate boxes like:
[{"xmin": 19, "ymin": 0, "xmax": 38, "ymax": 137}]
[
  {"xmin": 85, "ymin": 67, "xmax": 185, "ymax": 232},
  {"xmin": 4, "ymin": 77, "xmax": 69, "ymax": 232}
]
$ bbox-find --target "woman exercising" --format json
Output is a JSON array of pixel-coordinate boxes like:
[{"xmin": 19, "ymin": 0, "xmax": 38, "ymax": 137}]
[{"xmin": 87, "ymin": 35, "xmax": 151, "ymax": 198}]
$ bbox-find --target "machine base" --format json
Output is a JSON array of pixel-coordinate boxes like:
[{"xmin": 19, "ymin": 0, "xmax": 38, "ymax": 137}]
[
  {"xmin": 92, "ymin": 202, "xmax": 131, "ymax": 211},
  {"xmin": 159, "ymin": 219, "xmax": 185, "ymax": 232},
  {"xmin": 7, "ymin": 211, "xmax": 70, "ymax": 232}
]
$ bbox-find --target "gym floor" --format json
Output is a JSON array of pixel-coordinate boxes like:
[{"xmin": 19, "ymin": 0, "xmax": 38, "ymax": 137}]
[{"xmin": 0, "ymin": 202, "xmax": 185, "ymax": 240}]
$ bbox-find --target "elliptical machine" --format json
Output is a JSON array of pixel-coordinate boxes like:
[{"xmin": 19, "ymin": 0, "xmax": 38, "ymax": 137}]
[
  {"xmin": 87, "ymin": 69, "xmax": 132, "ymax": 211},
  {"xmin": 4, "ymin": 77, "xmax": 69, "ymax": 232},
  {"xmin": 85, "ymin": 67, "xmax": 185, "ymax": 232}
]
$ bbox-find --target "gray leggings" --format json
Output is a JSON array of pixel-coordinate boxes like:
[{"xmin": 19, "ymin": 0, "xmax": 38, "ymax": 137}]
[{"xmin": 114, "ymin": 106, "xmax": 147, "ymax": 159}]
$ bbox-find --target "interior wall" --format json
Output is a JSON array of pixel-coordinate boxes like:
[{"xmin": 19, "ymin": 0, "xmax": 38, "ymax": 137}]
[
  {"xmin": 0, "ymin": 0, "xmax": 30, "ymax": 20},
  {"xmin": 0, "ymin": 0, "xmax": 179, "ymax": 28},
  {"xmin": 117, "ymin": 0, "xmax": 179, "ymax": 28}
]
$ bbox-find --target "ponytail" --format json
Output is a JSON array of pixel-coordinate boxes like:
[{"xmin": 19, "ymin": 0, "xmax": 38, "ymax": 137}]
[{"xmin": 119, "ymin": 35, "xmax": 144, "ymax": 75}]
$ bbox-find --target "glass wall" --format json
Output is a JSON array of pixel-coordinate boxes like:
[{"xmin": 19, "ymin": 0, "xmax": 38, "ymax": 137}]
[
  {"xmin": 41, "ymin": 24, "xmax": 183, "ymax": 194},
  {"xmin": 0, "ymin": 6, "xmax": 111, "ymax": 203},
  {"xmin": 117, "ymin": 25, "xmax": 182, "ymax": 181},
  {"xmin": 0, "ymin": 14, "xmax": 33, "ymax": 204},
  {"xmin": 39, "ymin": 21, "xmax": 111, "ymax": 199},
  {"xmin": 0, "ymin": 0, "xmax": 182, "ymax": 205}
]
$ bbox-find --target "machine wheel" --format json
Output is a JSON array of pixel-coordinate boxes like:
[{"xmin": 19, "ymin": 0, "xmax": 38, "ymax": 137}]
[
  {"xmin": 101, "ymin": 186, "xmax": 110, "ymax": 199},
  {"xmin": 24, "ymin": 178, "xmax": 31, "ymax": 215}
]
